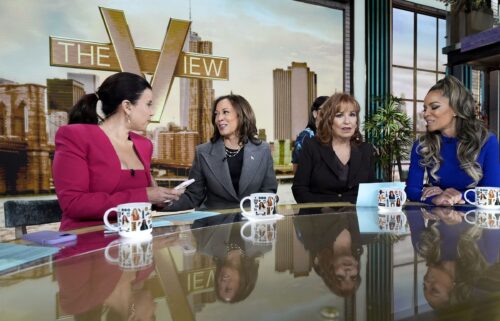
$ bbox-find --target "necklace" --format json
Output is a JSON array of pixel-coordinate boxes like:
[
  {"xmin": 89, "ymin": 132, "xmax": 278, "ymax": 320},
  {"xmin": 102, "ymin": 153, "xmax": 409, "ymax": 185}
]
[{"xmin": 225, "ymin": 145, "xmax": 243, "ymax": 159}]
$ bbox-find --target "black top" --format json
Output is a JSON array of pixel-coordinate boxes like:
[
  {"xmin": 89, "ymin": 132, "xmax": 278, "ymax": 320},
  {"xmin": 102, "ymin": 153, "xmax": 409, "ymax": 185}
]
[
  {"xmin": 292, "ymin": 137, "xmax": 377, "ymax": 203},
  {"xmin": 226, "ymin": 146, "xmax": 244, "ymax": 194}
]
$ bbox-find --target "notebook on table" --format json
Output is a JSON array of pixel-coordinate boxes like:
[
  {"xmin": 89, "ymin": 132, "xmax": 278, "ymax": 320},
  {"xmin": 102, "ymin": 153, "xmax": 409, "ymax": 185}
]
[{"xmin": 0, "ymin": 243, "xmax": 59, "ymax": 274}]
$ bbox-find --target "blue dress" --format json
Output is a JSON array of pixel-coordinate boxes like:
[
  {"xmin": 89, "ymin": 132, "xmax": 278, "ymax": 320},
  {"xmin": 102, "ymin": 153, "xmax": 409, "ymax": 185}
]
[
  {"xmin": 292, "ymin": 127, "xmax": 314, "ymax": 164},
  {"xmin": 405, "ymin": 133, "xmax": 500, "ymax": 203}
]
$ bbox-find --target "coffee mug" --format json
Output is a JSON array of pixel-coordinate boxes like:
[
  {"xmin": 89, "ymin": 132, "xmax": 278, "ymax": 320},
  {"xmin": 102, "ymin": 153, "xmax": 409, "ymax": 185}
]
[
  {"xmin": 464, "ymin": 210, "xmax": 500, "ymax": 229},
  {"xmin": 378, "ymin": 212, "xmax": 408, "ymax": 233},
  {"xmin": 240, "ymin": 221, "xmax": 277, "ymax": 244},
  {"xmin": 464, "ymin": 187, "xmax": 500, "ymax": 209},
  {"xmin": 240, "ymin": 193, "xmax": 279, "ymax": 217},
  {"xmin": 105, "ymin": 238, "xmax": 154, "ymax": 270},
  {"xmin": 103, "ymin": 202, "xmax": 153, "ymax": 239},
  {"xmin": 377, "ymin": 188, "xmax": 407, "ymax": 212}
]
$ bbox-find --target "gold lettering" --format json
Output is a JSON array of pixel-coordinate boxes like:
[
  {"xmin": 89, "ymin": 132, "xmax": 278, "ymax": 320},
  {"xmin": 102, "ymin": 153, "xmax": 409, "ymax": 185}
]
[
  {"xmin": 189, "ymin": 57, "xmax": 201, "ymax": 76},
  {"xmin": 183, "ymin": 55, "xmax": 188, "ymax": 75},
  {"xmin": 77, "ymin": 44, "xmax": 94, "ymax": 65},
  {"xmin": 57, "ymin": 41, "xmax": 74, "ymax": 63},
  {"xmin": 206, "ymin": 269, "xmax": 214, "ymax": 288},
  {"xmin": 192, "ymin": 271, "xmax": 204, "ymax": 290},
  {"xmin": 96, "ymin": 46, "xmax": 110, "ymax": 67},
  {"xmin": 203, "ymin": 58, "xmax": 224, "ymax": 77}
]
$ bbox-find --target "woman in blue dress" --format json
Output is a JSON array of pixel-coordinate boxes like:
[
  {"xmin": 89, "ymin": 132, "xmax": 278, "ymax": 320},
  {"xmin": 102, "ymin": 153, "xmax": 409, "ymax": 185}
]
[{"xmin": 406, "ymin": 76, "xmax": 500, "ymax": 206}]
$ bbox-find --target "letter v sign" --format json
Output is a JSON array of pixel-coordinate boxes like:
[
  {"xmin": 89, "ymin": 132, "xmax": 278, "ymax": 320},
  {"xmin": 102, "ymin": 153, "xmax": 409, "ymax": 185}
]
[{"xmin": 100, "ymin": 7, "xmax": 190, "ymax": 123}]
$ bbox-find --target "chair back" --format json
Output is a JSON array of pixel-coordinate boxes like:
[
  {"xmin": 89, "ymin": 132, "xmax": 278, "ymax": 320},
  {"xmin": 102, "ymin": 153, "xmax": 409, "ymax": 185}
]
[{"xmin": 4, "ymin": 200, "xmax": 62, "ymax": 238}]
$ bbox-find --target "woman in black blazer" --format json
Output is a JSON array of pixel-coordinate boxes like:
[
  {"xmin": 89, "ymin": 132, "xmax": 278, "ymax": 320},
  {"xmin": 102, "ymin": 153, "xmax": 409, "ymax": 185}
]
[{"xmin": 292, "ymin": 93, "xmax": 377, "ymax": 203}]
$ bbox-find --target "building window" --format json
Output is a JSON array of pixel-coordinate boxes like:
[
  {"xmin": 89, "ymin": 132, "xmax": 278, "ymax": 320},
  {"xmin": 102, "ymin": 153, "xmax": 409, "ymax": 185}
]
[{"xmin": 392, "ymin": 8, "xmax": 446, "ymax": 136}]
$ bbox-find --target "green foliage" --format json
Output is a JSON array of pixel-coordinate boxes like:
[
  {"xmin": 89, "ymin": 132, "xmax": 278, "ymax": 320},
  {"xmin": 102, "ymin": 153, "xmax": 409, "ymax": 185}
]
[
  {"xmin": 437, "ymin": 0, "xmax": 491, "ymax": 10},
  {"xmin": 364, "ymin": 95, "xmax": 413, "ymax": 182}
]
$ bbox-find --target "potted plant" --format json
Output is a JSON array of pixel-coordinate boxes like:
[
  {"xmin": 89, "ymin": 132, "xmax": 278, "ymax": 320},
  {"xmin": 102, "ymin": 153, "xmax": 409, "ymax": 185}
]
[{"xmin": 364, "ymin": 95, "xmax": 413, "ymax": 182}]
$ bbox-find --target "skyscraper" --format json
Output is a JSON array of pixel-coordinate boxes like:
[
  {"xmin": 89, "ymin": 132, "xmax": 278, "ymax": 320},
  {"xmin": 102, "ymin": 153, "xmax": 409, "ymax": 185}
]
[
  {"xmin": 186, "ymin": 32, "xmax": 215, "ymax": 144},
  {"xmin": 67, "ymin": 73, "xmax": 99, "ymax": 94},
  {"xmin": 273, "ymin": 62, "xmax": 317, "ymax": 140},
  {"xmin": 47, "ymin": 79, "xmax": 85, "ymax": 112}
]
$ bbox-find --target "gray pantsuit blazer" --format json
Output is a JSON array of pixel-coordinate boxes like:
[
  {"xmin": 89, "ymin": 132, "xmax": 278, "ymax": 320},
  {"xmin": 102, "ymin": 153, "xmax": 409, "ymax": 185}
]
[{"xmin": 167, "ymin": 138, "xmax": 278, "ymax": 211}]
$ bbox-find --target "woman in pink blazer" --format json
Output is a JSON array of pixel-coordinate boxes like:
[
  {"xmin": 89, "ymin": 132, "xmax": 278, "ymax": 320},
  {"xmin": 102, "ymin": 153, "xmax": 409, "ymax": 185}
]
[{"xmin": 53, "ymin": 72, "xmax": 182, "ymax": 230}]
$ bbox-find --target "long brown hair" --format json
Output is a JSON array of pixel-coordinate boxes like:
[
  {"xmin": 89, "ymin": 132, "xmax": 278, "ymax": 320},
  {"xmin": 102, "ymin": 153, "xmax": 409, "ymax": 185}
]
[
  {"xmin": 316, "ymin": 93, "xmax": 363, "ymax": 145},
  {"xmin": 418, "ymin": 76, "xmax": 488, "ymax": 187}
]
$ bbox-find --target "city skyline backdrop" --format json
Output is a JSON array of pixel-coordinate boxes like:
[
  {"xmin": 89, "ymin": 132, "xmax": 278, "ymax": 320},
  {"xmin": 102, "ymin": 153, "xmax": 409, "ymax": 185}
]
[{"xmin": 0, "ymin": 0, "xmax": 344, "ymax": 141}]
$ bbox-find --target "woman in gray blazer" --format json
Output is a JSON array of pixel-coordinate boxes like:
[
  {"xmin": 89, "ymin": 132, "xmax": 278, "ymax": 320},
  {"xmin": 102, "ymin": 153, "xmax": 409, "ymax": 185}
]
[{"xmin": 166, "ymin": 94, "xmax": 278, "ymax": 211}]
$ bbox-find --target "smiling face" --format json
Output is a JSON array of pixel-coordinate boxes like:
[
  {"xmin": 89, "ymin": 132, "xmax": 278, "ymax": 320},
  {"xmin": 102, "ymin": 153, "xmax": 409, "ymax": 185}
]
[
  {"xmin": 331, "ymin": 102, "xmax": 357, "ymax": 141},
  {"xmin": 423, "ymin": 90, "xmax": 457, "ymax": 137},
  {"xmin": 214, "ymin": 98, "xmax": 239, "ymax": 140},
  {"xmin": 128, "ymin": 88, "xmax": 154, "ymax": 131}
]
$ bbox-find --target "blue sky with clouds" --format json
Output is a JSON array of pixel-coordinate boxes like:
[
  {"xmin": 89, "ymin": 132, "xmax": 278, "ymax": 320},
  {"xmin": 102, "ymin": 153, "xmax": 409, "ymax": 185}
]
[{"xmin": 0, "ymin": 0, "xmax": 343, "ymax": 139}]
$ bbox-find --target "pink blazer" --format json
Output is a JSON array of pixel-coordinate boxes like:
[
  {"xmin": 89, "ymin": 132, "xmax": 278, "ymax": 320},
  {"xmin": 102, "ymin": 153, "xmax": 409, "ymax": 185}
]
[{"xmin": 53, "ymin": 124, "xmax": 153, "ymax": 231}]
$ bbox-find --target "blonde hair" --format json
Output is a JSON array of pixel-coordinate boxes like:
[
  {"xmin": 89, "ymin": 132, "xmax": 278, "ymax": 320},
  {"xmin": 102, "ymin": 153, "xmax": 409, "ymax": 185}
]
[{"xmin": 418, "ymin": 76, "xmax": 488, "ymax": 187}]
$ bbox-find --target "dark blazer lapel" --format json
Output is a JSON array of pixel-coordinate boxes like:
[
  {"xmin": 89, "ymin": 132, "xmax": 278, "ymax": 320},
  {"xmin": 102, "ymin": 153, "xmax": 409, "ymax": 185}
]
[
  {"xmin": 318, "ymin": 142, "xmax": 343, "ymax": 178},
  {"xmin": 201, "ymin": 139, "xmax": 238, "ymax": 200},
  {"xmin": 347, "ymin": 144, "xmax": 362, "ymax": 183},
  {"xmin": 238, "ymin": 142, "xmax": 263, "ymax": 196}
]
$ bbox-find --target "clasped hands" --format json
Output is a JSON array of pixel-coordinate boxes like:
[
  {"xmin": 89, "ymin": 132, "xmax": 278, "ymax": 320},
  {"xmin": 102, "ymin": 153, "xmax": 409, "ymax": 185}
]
[{"xmin": 421, "ymin": 186, "xmax": 465, "ymax": 206}]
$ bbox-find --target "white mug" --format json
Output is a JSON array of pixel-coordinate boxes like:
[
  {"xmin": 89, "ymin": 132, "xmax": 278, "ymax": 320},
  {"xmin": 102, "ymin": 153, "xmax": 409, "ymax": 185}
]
[
  {"xmin": 103, "ymin": 202, "xmax": 153, "ymax": 239},
  {"xmin": 464, "ymin": 210, "xmax": 500, "ymax": 229},
  {"xmin": 377, "ymin": 188, "xmax": 407, "ymax": 212},
  {"xmin": 104, "ymin": 238, "xmax": 154, "ymax": 270},
  {"xmin": 240, "ymin": 193, "xmax": 278, "ymax": 217},
  {"xmin": 240, "ymin": 221, "xmax": 277, "ymax": 244},
  {"xmin": 378, "ymin": 212, "xmax": 408, "ymax": 233},
  {"xmin": 464, "ymin": 187, "xmax": 500, "ymax": 209}
]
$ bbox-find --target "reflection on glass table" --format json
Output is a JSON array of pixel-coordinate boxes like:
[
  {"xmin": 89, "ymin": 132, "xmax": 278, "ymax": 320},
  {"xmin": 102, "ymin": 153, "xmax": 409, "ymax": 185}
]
[{"xmin": 2, "ymin": 204, "xmax": 500, "ymax": 320}]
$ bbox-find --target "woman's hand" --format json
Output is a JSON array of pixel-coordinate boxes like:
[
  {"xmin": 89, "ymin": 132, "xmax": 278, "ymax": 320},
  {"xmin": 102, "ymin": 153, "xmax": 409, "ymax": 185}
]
[
  {"xmin": 146, "ymin": 186, "xmax": 184, "ymax": 203},
  {"xmin": 421, "ymin": 186, "xmax": 443, "ymax": 200},
  {"xmin": 431, "ymin": 188, "xmax": 465, "ymax": 206}
]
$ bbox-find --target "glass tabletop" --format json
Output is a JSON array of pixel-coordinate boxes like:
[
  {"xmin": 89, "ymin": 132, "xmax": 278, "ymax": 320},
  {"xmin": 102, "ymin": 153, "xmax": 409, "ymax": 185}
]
[{"xmin": 1, "ymin": 204, "xmax": 500, "ymax": 321}]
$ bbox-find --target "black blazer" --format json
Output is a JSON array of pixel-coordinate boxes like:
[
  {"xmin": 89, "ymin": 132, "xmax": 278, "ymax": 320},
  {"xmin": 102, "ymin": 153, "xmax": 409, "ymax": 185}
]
[{"xmin": 292, "ymin": 137, "xmax": 376, "ymax": 203}]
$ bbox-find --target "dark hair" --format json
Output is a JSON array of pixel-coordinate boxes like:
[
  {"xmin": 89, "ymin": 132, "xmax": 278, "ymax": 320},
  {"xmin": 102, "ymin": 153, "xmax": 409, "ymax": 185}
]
[
  {"xmin": 210, "ymin": 94, "xmax": 261, "ymax": 145},
  {"xmin": 214, "ymin": 256, "xmax": 259, "ymax": 303},
  {"xmin": 306, "ymin": 96, "xmax": 329, "ymax": 133},
  {"xmin": 69, "ymin": 72, "xmax": 152, "ymax": 124},
  {"xmin": 316, "ymin": 93, "xmax": 363, "ymax": 145}
]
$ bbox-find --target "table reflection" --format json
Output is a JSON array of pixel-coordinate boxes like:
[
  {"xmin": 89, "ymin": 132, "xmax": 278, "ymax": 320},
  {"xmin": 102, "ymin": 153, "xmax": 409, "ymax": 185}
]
[
  {"xmin": 4, "ymin": 204, "xmax": 500, "ymax": 320},
  {"xmin": 295, "ymin": 208, "xmax": 362, "ymax": 297},
  {"xmin": 55, "ymin": 231, "xmax": 158, "ymax": 321},
  {"xmin": 407, "ymin": 206, "xmax": 500, "ymax": 310}
]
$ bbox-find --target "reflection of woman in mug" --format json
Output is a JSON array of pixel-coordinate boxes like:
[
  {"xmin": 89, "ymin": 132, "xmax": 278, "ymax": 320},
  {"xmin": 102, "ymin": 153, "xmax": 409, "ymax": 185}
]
[
  {"xmin": 131, "ymin": 209, "xmax": 140, "ymax": 231},
  {"xmin": 192, "ymin": 215, "xmax": 271, "ymax": 303},
  {"xmin": 389, "ymin": 191, "xmax": 396, "ymax": 207},
  {"xmin": 488, "ymin": 190, "xmax": 495, "ymax": 205}
]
